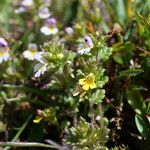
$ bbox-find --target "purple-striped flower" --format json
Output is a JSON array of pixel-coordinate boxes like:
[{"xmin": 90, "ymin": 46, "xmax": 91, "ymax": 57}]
[
  {"xmin": 40, "ymin": 17, "xmax": 58, "ymax": 35},
  {"xmin": 84, "ymin": 36, "xmax": 93, "ymax": 48},
  {"xmin": 0, "ymin": 37, "xmax": 10, "ymax": 63},
  {"xmin": 77, "ymin": 36, "xmax": 93, "ymax": 55}
]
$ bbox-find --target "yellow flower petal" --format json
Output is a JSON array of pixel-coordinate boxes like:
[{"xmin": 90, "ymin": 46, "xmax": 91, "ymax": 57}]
[
  {"xmin": 79, "ymin": 79, "xmax": 85, "ymax": 85},
  {"xmin": 33, "ymin": 116, "xmax": 43, "ymax": 123},
  {"xmin": 82, "ymin": 84, "xmax": 90, "ymax": 91},
  {"xmin": 88, "ymin": 73, "xmax": 95, "ymax": 81},
  {"xmin": 79, "ymin": 73, "xmax": 97, "ymax": 91},
  {"xmin": 90, "ymin": 83, "xmax": 97, "ymax": 89}
]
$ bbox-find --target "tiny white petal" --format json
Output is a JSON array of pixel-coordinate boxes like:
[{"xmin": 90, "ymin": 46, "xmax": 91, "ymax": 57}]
[
  {"xmin": 21, "ymin": 0, "xmax": 33, "ymax": 7},
  {"xmin": 40, "ymin": 26, "xmax": 51, "ymax": 35},
  {"xmin": 23, "ymin": 43, "xmax": 38, "ymax": 60},
  {"xmin": 38, "ymin": 7, "xmax": 51, "ymax": 19},
  {"xmin": 65, "ymin": 27, "xmax": 74, "ymax": 36},
  {"xmin": 23, "ymin": 50, "xmax": 37, "ymax": 60},
  {"xmin": 0, "ymin": 56, "xmax": 3, "ymax": 63},
  {"xmin": 78, "ymin": 48, "xmax": 90, "ymax": 55},
  {"xmin": 3, "ymin": 52, "xmax": 10, "ymax": 61},
  {"xmin": 77, "ymin": 44, "xmax": 91, "ymax": 55},
  {"xmin": 0, "ymin": 48, "xmax": 10, "ymax": 63},
  {"xmin": 40, "ymin": 26, "xmax": 58, "ymax": 35},
  {"xmin": 34, "ymin": 63, "xmax": 43, "ymax": 72},
  {"xmin": 15, "ymin": 7, "xmax": 26, "ymax": 14},
  {"xmin": 34, "ymin": 70, "xmax": 41, "ymax": 78},
  {"xmin": 34, "ymin": 51, "xmax": 46, "ymax": 63},
  {"xmin": 34, "ymin": 63, "xmax": 47, "ymax": 78}
]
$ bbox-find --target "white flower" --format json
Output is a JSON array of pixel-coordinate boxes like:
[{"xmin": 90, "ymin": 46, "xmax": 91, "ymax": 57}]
[
  {"xmin": 0, "ymin": 37, "xmax": 10, "ymax": 63},
  {"xmin": 38, "ymin": 7, "xmax": 51, "ymax": 19},
  {"xmin": 21, "ymin": 0, "xmax": 33, "ymax": 8},
  {"xmin": 23, "ymin": 43, "xmax": 38, "ymax": 60},
  {"xmin": 15, "ymin": 7, "xmax": 26, "ymax": 14},
  {"xmin": 40, "ymin": 26, "xmax": 58, "ymax": 35},
  {"xmin": 40, "ymin": 18, "xmax": 58, "ymax": 35},
  {"xmin": 0, "ymin": 50, "xmax": 10, "ymax": 63},
  {"xmin": 34, "ymin": 62, "xmax": 48, "ymax": 78},
  {"xmin": 65, "ymin": 27, "xmax": 74, "ymax": 36},
  {"xmin": 34, "ymin": 51, "xmax": 46, "ymax": 63},
  {"xmin": 77, "ymin": 36, "xmax": 93, "ymax": 55},
  {"xmin": 77, "ymin": 45, "xmax": 91, "ymax": 55},
  {"xmin": 33, "ymin": 51, "xmax": 48, "ymax": 77}
]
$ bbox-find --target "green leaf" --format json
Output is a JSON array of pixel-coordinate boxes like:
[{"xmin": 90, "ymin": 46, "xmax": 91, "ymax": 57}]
[
  {"xmin": 146, "ymin": 102, "xmax": 150, "ymax": 114},
  {"xmin": 135, "ymin": 114, "xmax": 149, "ymax": 138},
  {"xmin": 110, "ymin": 0, "xmax": 127, "ymax": 25},
  {"xmin": 126, "ymin": 89, "xmax": 146, "ymax": 115},
  {"xmin": 119, "ymin": 69, "xmax": 144, "ymax": 77},
  {"xmin": 92, "ymin": 89, "xmax": 105, "ymax": 104},
  {"xmin": 113, "ymin": 55, "xmax": 123, "ymax": 64},
  {"xmin": 63, "ymin": 117, "xmax": 109, "ymax": 149}
]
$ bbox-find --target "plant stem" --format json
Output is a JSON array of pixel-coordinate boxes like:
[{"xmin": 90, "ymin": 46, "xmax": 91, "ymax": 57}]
[
  {"xmin": 4, "ymin": 114, "xmax": 32, "ymax": 150},
  {"xmin": 1, "ymin": 84, "xmax": 46, "ymax": 96},
  {"xmin": 0, "ymin": 142, "xmax": 57, "ymax": 149}
]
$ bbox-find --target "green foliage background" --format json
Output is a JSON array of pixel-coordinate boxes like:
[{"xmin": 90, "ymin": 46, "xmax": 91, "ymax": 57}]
[{"xmin": 0, "ymin": 0, "xmax": 150, "ymax": 149}]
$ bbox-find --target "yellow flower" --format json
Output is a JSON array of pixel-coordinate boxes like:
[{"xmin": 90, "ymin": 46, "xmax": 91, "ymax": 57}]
[
  {"xmin": 33, "ymin": 116, "xmax": 43, "ymax": 123},
  {"xmin": 79, "ymin": 73, "xmax": 97, "ymax": 91}
]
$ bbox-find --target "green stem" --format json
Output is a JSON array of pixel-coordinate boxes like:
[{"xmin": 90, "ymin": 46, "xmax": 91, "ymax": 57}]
[
  {"xmin": 4, "ymin": 115, "xmax": 32, "ymax": 150},
  {"xmin": 98, "ymin": 103, "xmax": 104, "ymax": 127},
  {"xmin": 1, "ymin": 84, "xmax": 64, "ymax": 97},
  {"xmin": 1, "ymin": 84, "xmax": 47, "ymax": 96},
  {"xmin": 1, "ymin": 142, "xmax": 57, "ymax": 149},
  {"xmin": 6, "ymin": 97, "xmax": 23, "ymax": 102}
]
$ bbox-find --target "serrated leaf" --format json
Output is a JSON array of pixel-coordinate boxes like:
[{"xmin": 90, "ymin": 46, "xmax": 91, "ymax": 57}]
[
  {"xmin": 92, "ymin": 89, "xmax": 105, "ymax": 104},
  {"xmin": 135, "ymin": 114, "xmax": 149, "ymax": 138},
  {"xmin": 63, "ymin": 117, "xmax": 109, "ymax": 149}
]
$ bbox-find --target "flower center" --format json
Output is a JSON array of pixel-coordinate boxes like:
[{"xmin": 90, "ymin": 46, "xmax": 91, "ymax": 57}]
[
  {"xmin": 0, "ymin": 51, "xmax": 4, "ymax": 56},
  {"xmin": 85, "ymin": 74, "xmax": 94, "ymax": 84}
]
